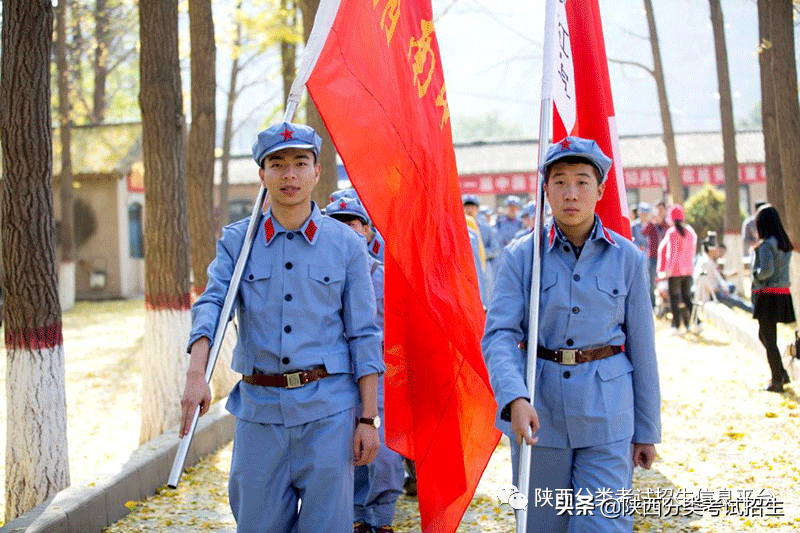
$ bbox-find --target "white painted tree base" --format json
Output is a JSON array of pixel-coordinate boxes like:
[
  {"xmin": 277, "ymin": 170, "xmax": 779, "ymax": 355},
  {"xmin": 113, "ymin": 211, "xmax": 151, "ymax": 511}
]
[
  {"xmin": 140, "ymin": 309, "xmax": 191, "ymax": 444},
  {"xmin": 5, "ymin": 345, "xmax": 69, "ymax": 522},
  {"xmin": 58, "ymin": 261, "xmax": 75, "ymax": 312},
  {"xmin": 723, "ymin": 232, "xmax": 744, "ymax": 295}
]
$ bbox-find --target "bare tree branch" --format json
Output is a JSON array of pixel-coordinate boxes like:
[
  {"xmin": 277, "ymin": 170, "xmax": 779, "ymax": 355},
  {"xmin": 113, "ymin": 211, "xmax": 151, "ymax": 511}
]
[{"xmin": 608, "ymin": 57, "xmax": 654, "ymax": 76}]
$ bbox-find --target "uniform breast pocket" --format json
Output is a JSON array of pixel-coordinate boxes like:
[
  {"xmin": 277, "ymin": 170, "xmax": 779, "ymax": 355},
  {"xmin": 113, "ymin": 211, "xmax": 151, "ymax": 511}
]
[
  {"xmin": 595, "ymin": 275, "xmax": 627, "ymax": 325},
  {"xmin": 308, "ymin": 265, "xmax": 345, "ymax": 306},
  {"xmin": 240, "ymin": 263, "xmax": 272, "ymax": 311},
  {"xmin": 596, "ymin": 355, "xmax": 634, "ymax": 411},
  {"xmin": 539, "ymin": 270, "xmax": 564, "ymax": 315}
]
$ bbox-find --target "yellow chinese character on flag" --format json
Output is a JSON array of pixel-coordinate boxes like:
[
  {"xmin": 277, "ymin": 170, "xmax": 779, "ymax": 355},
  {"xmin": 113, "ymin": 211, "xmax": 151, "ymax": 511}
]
[
  {"xmin": 408, "ymin": 19, "xmax": 436, "ymax": 98},
  {"xmin": 435, "ymin": 83, "xmax": 450, "ymax": 130}
]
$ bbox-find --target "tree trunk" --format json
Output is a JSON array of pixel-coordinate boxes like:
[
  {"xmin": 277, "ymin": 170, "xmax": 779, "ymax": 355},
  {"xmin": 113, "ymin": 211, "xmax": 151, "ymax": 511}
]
[
  {"xmin": 769, "ymin": 0, "xmax": 800, "ymax": 322},
  {"xmin": 757, "ymin": 0, "xmax": 784, "ymax": 220},
  {"xmin": 187, "ymin": 0, "xmax": 216, "ymax": 296},
  {"xmin": 0, "ymin": 0, "xmax": 70, "ymax": 521},
  {"xmin": 300, "ymin": 0, "xmax": 338, "ymax": 205},
  {"xmin": 709, "ymin": 0, "xmax": 743, "ymax": 292},
  {"xmin": 92, "ymin": 0, "xmax": 109, "ymax": 123},
  {"xmin": 138, "ymin": 0, "xmax": 192, "ymax": 443},
  {"xmin": 643, "ymin": 0, "xmax": 681, "ymax": 203},
  {"xmin": 219, "ymin": 0, "xmax": 243, "ymax": 232},
  {"xmin": 281, "ymin": 0, "xmax": 297, "ymax": 107},
  {"xmin": 57, "ymin": 0, "xmax": 76, "ymax": 312}
]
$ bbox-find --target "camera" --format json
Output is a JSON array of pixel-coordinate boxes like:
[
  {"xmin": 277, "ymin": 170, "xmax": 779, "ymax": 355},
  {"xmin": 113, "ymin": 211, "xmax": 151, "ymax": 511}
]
[{"xmin": 704, "ymin": 231, "xmax": 717, "ymax": 248}]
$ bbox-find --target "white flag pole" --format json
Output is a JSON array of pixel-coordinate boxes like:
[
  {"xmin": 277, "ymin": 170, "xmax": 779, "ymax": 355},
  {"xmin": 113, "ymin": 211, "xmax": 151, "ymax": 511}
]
[
  {"xmin": 167, "ymin": 0, "xmax": 343, "ymax": 489},
  {"xmin": 515, "ymin": 0, "xmax": 556, "ymax": 530}
]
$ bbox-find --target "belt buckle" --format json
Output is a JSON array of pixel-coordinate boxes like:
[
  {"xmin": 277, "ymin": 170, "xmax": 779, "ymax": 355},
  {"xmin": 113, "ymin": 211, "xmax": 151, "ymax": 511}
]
[
  {"xmin": 285, "ymin": 371, "xmax": 303, "ymax": 389},
  {"xmin": 561, "ymin": 349, "xmax": 577, "ymax": 365}
]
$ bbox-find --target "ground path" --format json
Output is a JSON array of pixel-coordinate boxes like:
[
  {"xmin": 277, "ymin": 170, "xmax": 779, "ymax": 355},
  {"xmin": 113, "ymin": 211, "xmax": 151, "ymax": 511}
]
[{"xmin": 3, "ymin": 301, "xmax": 800, "ymax": 531}]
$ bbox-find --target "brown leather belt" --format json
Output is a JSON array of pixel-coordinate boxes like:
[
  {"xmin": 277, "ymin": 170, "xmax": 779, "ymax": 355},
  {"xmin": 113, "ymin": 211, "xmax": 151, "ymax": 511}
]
[
  {"xmin": 536, "ymin": 345, "xmax": 623, "ymax": 365},
  {"xmin": 242, "ymin": 366, "xmax": 330, "ymax": 389}
]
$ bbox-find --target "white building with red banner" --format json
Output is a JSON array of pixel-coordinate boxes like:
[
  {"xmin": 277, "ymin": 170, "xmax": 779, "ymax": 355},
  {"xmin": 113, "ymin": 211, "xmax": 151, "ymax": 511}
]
[{"xmin": 455, "ymin": 129, "xmax": 766, "ymax": 216}]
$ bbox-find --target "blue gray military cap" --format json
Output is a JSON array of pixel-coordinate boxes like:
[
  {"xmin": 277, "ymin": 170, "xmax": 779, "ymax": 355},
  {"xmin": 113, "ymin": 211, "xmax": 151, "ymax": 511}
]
[
  {"xmin": 638, "ymin": 202, "xmax": 652, "ymax": 214},
  {"xmin": 539, "ymin": 136, "xmax": 613, "ymax": 183},
  {"xmin": 325, "ymin": 196, "xmax": 370, "ymax": 225},
  {"xmin": 252, "ymin": 121, "xmax": 322, "ymax": 167},
  {"xmin": 462, "ymin": 194, "xmax": 480, "ymax": 206},
  {"xmin": 504, "ymin": 195, "xmax": 522, "ymax": 207},
  {"xmin": 329, "ymin": 187, "xmax": 357, "ymax": 204}
]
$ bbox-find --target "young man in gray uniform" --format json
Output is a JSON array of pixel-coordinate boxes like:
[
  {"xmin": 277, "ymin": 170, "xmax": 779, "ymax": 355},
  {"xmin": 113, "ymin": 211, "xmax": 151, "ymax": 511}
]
[
  {"xmin": 180, "ymin": 121, "xmax": 384, "ymax": 532},
  {"xmin": 483, "ymin": 136, "xmax": 661, "ymax": 532}
]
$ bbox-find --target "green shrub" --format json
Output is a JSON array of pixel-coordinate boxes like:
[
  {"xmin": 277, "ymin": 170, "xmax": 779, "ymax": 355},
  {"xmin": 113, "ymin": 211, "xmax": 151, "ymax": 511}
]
[
  {"xmin": 685, "ymin": 185, "xmax": 725, "ymax": 242},
  {"xmin": 684, "ymin": 184, "xmax": 746, "ymax": 243}
]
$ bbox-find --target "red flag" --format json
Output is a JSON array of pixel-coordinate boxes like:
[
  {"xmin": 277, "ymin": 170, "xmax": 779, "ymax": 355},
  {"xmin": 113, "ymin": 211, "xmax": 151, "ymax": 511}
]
[
  {"xmin": 551, "ymin": 0, "xmax": 632, "ymax": 238},
  {"xmin": 305, "ymin": 1, "xmax": 500, "ymax": 531}
]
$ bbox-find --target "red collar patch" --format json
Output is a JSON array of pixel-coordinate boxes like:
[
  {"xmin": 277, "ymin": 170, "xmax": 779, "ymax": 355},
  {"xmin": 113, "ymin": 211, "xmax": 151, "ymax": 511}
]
[
  {"xmin": 371, "ymin": 240, "xmax": 380, "ymax": 255},
  {"xmin": 602, "ymin": 227, "xmax": 617, "ymax": 246},
  {"xmin": 304, "ymin": 219, "xmax": 317, "ymax": 242},
  {"xmin": 281, "ymin": 127, "xmax": 293, "ymax": 141},
  {"xmin": 264, "ymin": 217, "xmax": 275, "ymax": 243},
  {"xmin": 548, "ymin": 224, "xmax": 556, "ymax": 248}
]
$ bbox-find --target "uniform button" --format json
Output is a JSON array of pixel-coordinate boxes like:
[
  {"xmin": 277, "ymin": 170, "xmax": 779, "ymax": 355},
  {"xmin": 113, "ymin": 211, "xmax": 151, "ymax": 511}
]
[
  {"xmin": 573, "ymin": 274, "xmax": 580, "ymax": 282},
  {"xmin": 324, "ymin": 276, "xmax": 330, "ymax": 282},
  {"xmin": 282, "ymin": 357, "xmax": 290, "ymax": 365},
  {"xmin": 286, "ymin": 233, "xmax": 294, "ymax": 240},
  {"xmin": 249, "ymin": 274, "xmax": 253, "ymax": 280},
  {"xmin": 285, "ymin": 294, "xmax": 292, "ymax": 301},
  {"xmin": 566, "ymin": 338, "xmax": 574, "ymax": 347},
  {"xmin": 613, "ymin": 289, "xmax": 618, "ymax": 295},
  {"xmin": 284, "ymin": 325, "xmax": 292, "ymax": 333},
  {"xmin": 563, "ymin": 371, "xmax": 571, "ymax": 379},
  {"xmin": 572, "ymin": 306, "xmax": 580, "ymax": 314},
  {"xmin": 285, "ymin": 262, "xmax": 292, "ymax": 269},
  {"xmin": 563, "ymin": 245, "xmax": 570, "ymax": 252}
]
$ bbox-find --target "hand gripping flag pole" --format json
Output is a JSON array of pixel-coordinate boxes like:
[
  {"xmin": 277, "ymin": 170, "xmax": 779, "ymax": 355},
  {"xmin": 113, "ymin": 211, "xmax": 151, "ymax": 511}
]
[
  {"xmin": 167, "ymin": 0, "xmax": 343, "ymax": 489},
  {"xmin": 515, "ymin": 0, "xmax": 556, "ymax": 529}
]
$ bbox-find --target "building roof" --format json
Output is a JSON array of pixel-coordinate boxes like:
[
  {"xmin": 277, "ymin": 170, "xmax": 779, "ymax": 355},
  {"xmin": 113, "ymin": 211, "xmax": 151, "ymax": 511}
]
[{"xmin": 453, "ymin": 130, "xmax": 765, "ymax": 174}]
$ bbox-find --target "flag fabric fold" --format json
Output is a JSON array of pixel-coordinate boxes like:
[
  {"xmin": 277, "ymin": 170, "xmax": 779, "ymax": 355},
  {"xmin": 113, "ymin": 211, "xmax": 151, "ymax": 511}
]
[
  {"xmin": 305, "ymin": 0, "xmax": 500, "ymax": 531},
  {"xmin": 551, "ymin": 0, "xmax": 631, "ymax": 238}
]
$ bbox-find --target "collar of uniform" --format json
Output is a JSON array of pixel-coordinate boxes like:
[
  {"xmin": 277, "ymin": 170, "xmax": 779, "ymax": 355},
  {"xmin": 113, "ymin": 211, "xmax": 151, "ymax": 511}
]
[
  {"xmin": 368, "ymin": 235, "xmax": 381, "ymax": 257},
  {"xmin": 262, "ymin": 203, "xmax": 322, "ymax": 246},
  {"xmin": 545, "ymin": 214, "xmax": 618, "ymax": 251}
]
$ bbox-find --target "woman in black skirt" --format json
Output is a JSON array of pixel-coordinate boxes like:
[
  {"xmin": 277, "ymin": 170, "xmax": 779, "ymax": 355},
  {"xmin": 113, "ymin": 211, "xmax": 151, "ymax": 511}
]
[{"xmin": 751, "ymin": 205, "xmax": 796, "ymax": 392}]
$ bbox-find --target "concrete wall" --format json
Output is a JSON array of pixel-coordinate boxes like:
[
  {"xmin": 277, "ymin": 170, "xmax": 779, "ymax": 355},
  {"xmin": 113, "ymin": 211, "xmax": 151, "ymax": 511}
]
[{"xmin": 54, "ymin": 174, "xmax": 122, "ymax": 300}]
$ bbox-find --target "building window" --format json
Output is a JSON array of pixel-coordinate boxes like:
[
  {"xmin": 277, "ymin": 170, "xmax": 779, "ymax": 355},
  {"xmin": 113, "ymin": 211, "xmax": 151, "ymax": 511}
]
[{"xmin": 128, "ymin": 202, "xmax": 144, "ymax": 258}]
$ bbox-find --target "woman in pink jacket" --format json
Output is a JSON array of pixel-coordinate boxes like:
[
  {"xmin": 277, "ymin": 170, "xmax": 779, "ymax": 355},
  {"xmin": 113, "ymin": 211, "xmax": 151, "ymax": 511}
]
[{"xmin": 657, "ymin": 205, "xmax": 697, "ymax": 333}]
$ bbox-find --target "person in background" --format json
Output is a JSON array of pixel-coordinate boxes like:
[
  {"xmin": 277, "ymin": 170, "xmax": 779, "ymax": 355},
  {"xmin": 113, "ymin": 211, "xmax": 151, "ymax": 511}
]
[
  {"xmin": 751, "ymin": 204, "xmax": 796, "ymax": 392},
  {"xmin": 326, "ymin": 197, "xmax": 404, "ymax": 533},
  {"xmin": 742, "ymin": 200, "xmax": 766, "ymax": 259},
  {"xmin": 495, "ymin": 196, "xmax": 524, "ymax": 247},
  {"xmin": 464, "ymin": 194, "xmax": 501, "ymax": 295},
  {"xmin": 512, "ymin": 201, "xmax": 537, "ymax": 241},
  {"xmin": 693, "ymin": 234, "xmax": 753, "ymax": 313},
  {"xmin": 642, "ymin": 200, "xmax": 670, "ymax": 307},
  {"xmin": 658, "ymin": 204, "xmax": 697, "ymax": 334},
  {"xmin": 632, "ymin": 203, "xmax": 651, "ymax": 254}
]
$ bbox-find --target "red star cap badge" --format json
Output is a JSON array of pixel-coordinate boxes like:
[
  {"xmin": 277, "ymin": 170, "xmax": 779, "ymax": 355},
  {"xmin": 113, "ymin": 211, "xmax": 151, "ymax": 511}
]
[
  {"xmin": 560, "ymin": 138, "xmax": 571, "ymax": 150},
  {"xmin": 281, "ymin": 127, "xmax": 294, "ymax": 141},
  {"xmin": 339, "ymin": 200, "xmax": 347, "ymax": 209}
]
